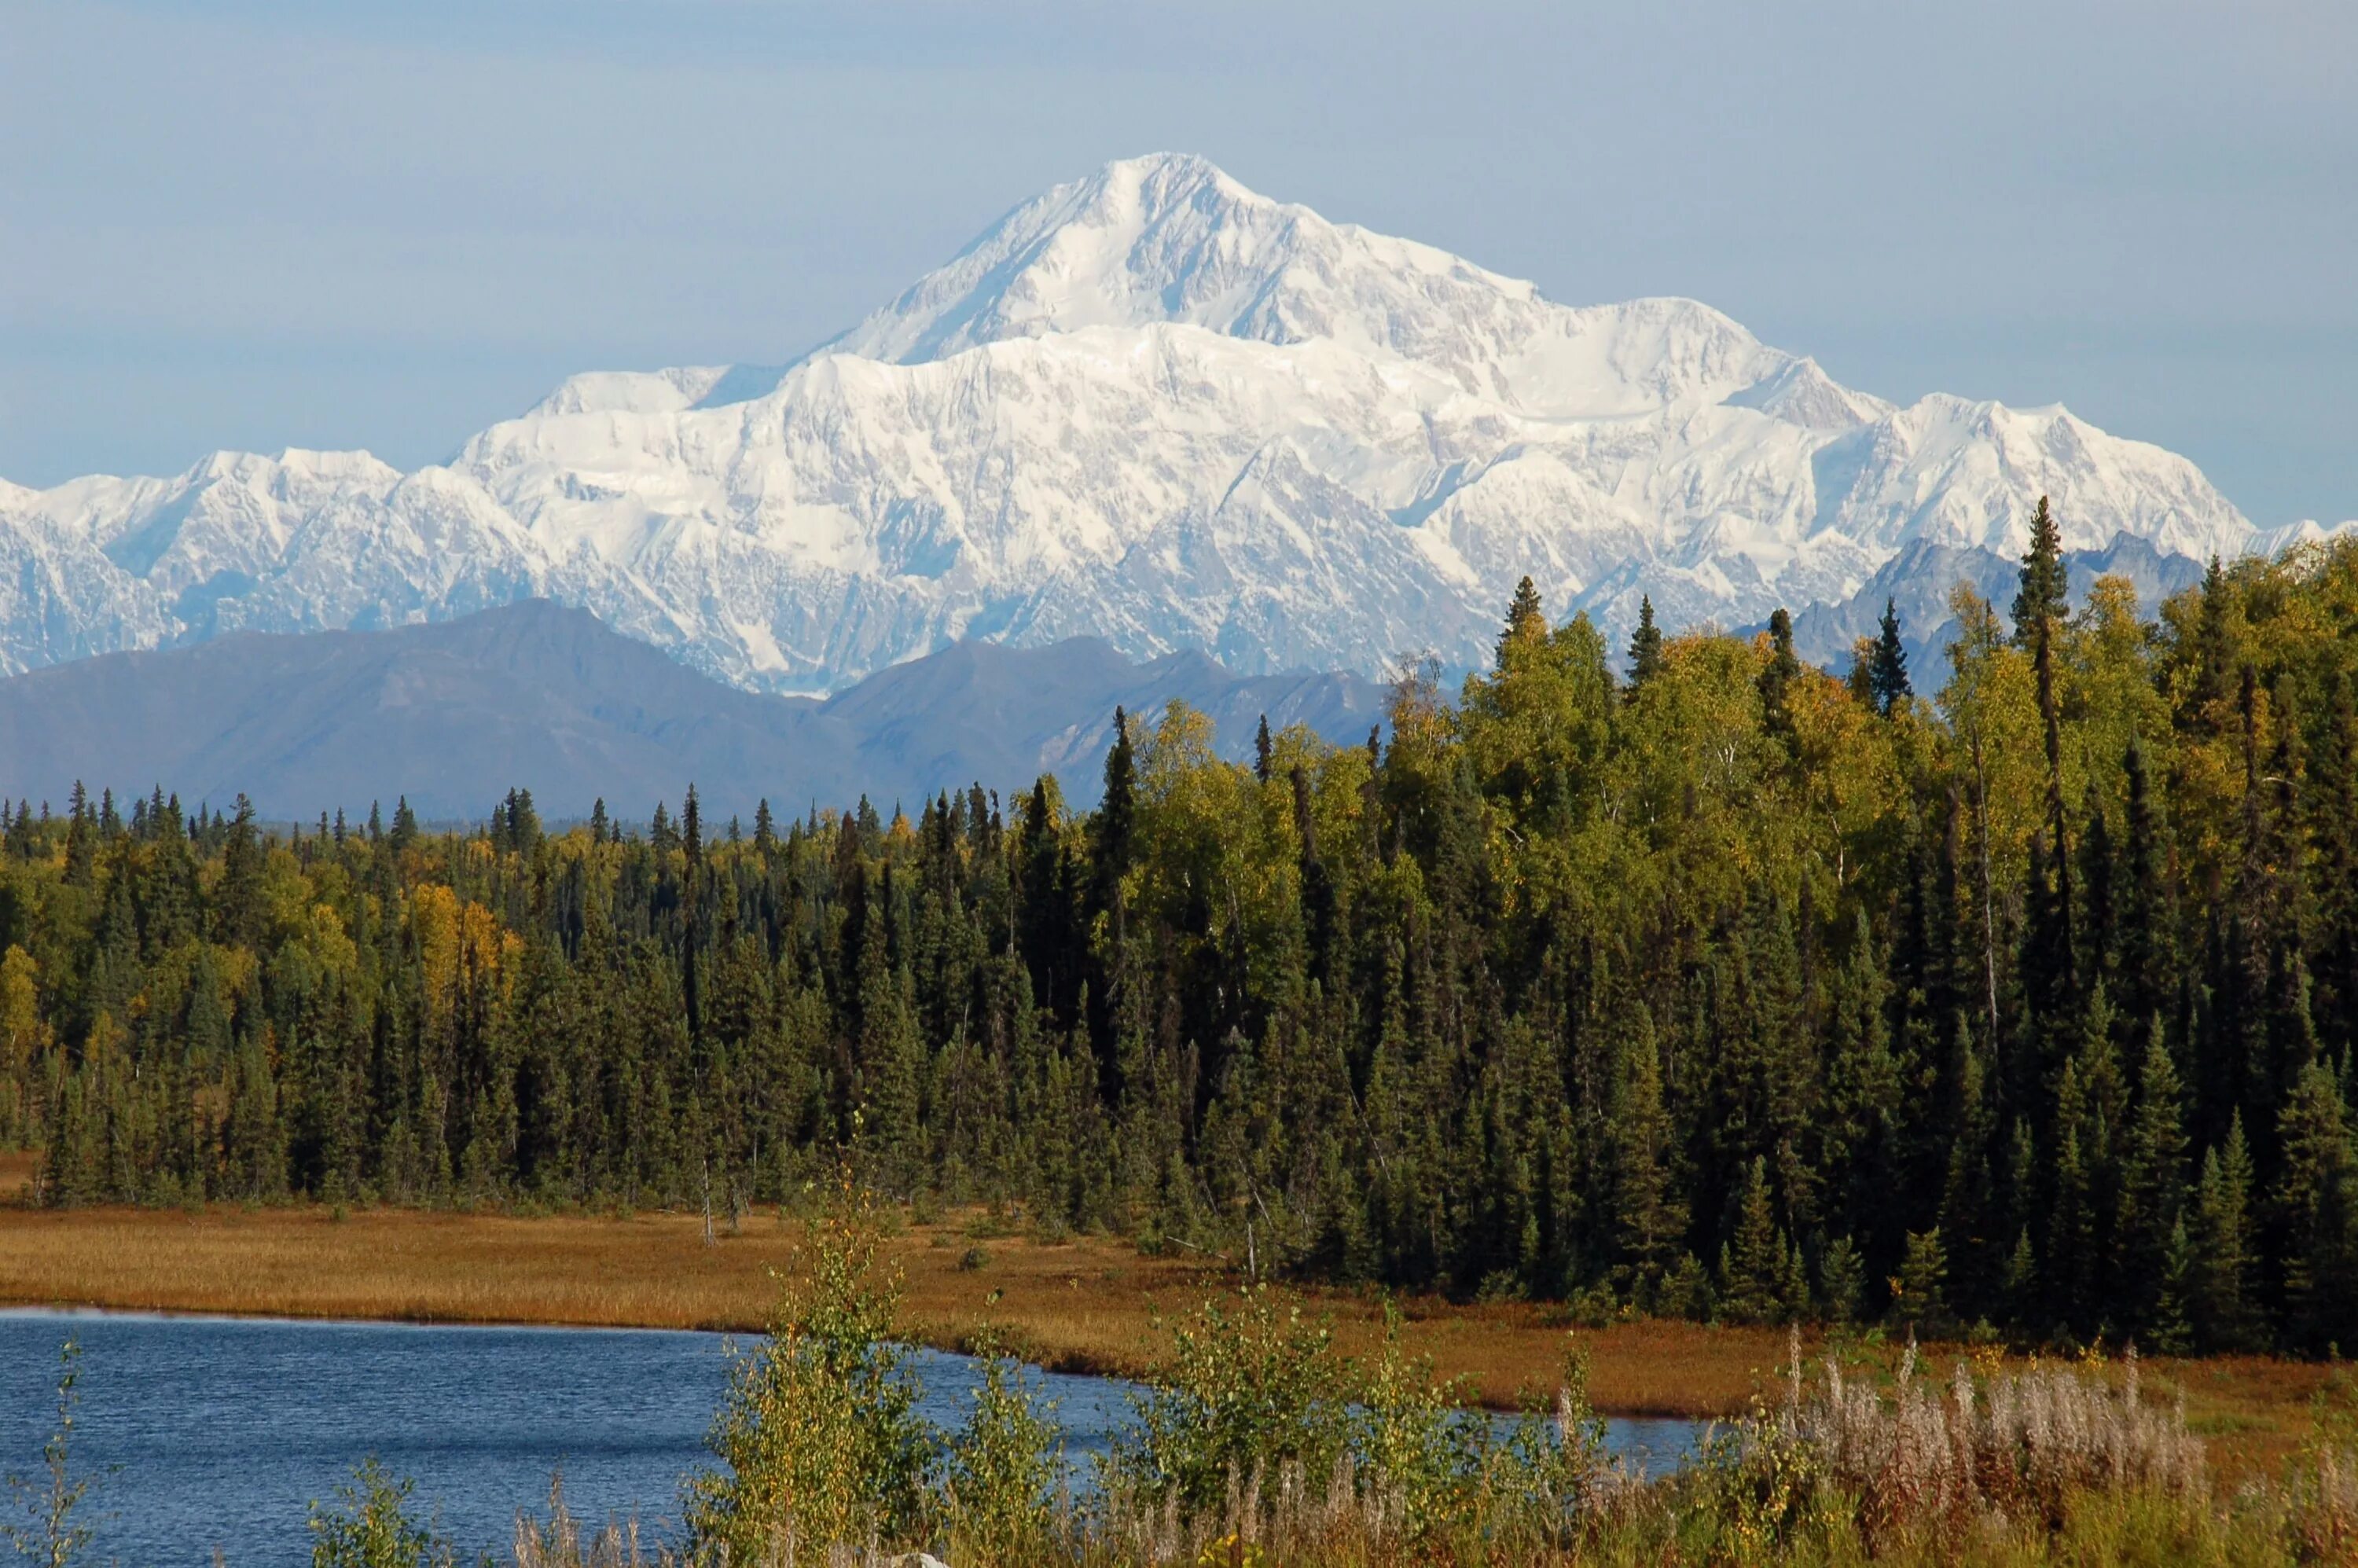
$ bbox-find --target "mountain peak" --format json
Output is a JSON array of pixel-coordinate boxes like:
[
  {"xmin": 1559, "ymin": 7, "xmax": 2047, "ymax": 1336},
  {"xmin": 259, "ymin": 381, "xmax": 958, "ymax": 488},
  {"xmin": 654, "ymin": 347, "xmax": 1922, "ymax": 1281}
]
[
  {"xmin": 821, "ymin": 151, "xmax": 1305, "ymax": 366},
  {"xmin": 0, "ymin": 156, "xmax": 2266, "ymax": 696},
  {"xmin": 820, "ymin": 154, "xmax": 1794, "ymax": 420},
  {"xmin": 1073, "ymin": 151, "xmax": 1259, "ymax": 211}
]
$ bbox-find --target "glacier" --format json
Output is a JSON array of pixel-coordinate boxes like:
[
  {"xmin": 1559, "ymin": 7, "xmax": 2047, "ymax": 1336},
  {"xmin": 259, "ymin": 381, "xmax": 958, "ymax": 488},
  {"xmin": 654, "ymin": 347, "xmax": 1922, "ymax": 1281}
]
[{"xmin": 0, "ymin": 152, "xmax": 2302, "ymax": 694}]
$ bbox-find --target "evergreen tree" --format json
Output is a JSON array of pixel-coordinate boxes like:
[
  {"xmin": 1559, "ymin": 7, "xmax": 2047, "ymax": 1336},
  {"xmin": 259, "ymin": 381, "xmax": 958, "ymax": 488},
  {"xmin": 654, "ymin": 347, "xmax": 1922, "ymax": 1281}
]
[
  {"xmin": 1092, "ymin": 714, "xmax": 1137, "ymax": 932},
  {"xmin": 216, "ymin": 795, "xmax": 267, "ymax": 949},
  {"xmin": 2310, "ymin": 672, "xmax": 2358, "ymax": 1063},
  {"xmin": 2010, "ymin": 495, "xmax": 2069, "ymax": 645},
  {"xmin": 2273, "ymin": 1062, "xmax": 2358, "ymax": 1353},
  {"xmin": 1607, "ymin": 1007, "xmax": 1684, "ymax": 1302},
  {"xmin": 1625, "ymin": 594, "xmax": 1666, "ymax": 692},
  {"xmin": 1757, "ymin": 608, "xmax": 1801, "ymax": 744},
  {"xmin": 2117, "ymin": 738, "xmax": 2177, "ymax": 1039},
  {"xmin": 1498, "ymin": 575, "xmax": 1546, "ymax": 666},
  {"xmin": 2188, "ymin": 1115, "xmax": 2261, "ymax": 1352},
  {"xmin": 1868, "ymin": 597, "xmax": 1912, "ymax": 716},
  {"xmin": 1896, "ymin": 1228, "xmax": 1951, "ymax": 1334},
  {"xmin": 2117, "ymin": 1020, "xmax": 2191, "ymax": 1341},
  {"xmin": 1718, "ymin": 1157, "xmax": 1791, "ymax": 1324}
]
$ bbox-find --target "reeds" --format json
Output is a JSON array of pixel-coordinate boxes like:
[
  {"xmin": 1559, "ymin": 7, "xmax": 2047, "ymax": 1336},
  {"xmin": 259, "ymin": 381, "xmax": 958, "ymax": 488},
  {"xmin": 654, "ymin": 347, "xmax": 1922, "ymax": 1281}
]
[
  {"xmin": 512, "ymin": 1478, "xmax": 649, "ymax": 1568},
  {"xmin": 1717, "ymin": 1328, "xmax": 2211, "ymax": 1559}
]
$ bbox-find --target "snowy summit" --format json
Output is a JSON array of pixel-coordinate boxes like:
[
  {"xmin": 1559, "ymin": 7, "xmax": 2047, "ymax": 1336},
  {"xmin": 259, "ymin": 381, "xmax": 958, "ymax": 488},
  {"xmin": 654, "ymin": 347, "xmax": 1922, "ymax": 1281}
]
[{"xmin": 0, "ymin": 154, "xmax": 2269, "ymax": 692}]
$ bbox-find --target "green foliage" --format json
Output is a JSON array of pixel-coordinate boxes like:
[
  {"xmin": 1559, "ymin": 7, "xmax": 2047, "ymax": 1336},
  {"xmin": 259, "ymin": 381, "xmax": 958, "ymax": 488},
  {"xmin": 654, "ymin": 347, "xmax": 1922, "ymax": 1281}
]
[
  {"xmin": 685, "ymin": 1181, "xmax": 932, "ymax": 1562},
  {"xmin": 940, "ymin": 1336, "xmax": 1063, "ymax": 1565},
  {"xmin": 1868, "ymin": 596, "xmax": 1912, "ymax": 716},
  {"xmin": 1350, "ymin": 1303, "xmax": 1487, "ymax": 1534},
  {"xmin": 1105, "ymin": 1287, "xmax": 1353, "ymax": 1513},
  {"xmin": 1896, "ymin": 1228, "xmax": 1951, "ymax": 1334},
  {"xmin": 7, "ymin": 534, "xmax": 2358, "ymax": 1353},
  {"xmin": 307, "ymin": 1458, "xmax": 450, "ymax": 1568}
]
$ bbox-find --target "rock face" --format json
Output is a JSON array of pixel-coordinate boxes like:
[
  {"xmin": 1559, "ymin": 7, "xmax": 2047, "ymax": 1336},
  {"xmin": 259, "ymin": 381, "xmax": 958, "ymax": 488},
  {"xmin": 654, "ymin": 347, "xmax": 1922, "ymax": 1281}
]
[
  {"xmin": 0, "ymin": 601, "xmax": 1387, "ymax": 821},
  {"xmin": 0, "ymin": 154, "xmax": 2263, "ymax": 693}
]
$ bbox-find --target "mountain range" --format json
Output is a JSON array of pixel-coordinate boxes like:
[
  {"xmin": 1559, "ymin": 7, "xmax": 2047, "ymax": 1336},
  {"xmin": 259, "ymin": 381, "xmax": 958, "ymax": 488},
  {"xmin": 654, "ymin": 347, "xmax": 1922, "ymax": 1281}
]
[
  {"xmin": 0, "ymin": 600, "xmax": 1387, "ymax": 821},
  {"xmin": 1, "ymin": 152, "xmax": 2343, "ymax": 698}
]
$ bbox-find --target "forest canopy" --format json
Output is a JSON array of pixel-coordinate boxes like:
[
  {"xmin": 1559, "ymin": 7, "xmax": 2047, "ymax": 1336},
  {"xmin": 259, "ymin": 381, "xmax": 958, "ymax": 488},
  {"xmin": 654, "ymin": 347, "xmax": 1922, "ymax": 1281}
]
[{"xmin": 5, "ymin": 516, "xmax": 2357, "ymax": 1357}]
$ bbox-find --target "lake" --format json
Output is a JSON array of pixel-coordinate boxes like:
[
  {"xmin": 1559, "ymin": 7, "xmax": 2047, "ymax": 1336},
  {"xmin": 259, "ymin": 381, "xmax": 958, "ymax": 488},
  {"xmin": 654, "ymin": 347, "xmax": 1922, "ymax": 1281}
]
[{"xmin": 0, "ymin": 1309, "xmax": 1702, "ymax": 1566}]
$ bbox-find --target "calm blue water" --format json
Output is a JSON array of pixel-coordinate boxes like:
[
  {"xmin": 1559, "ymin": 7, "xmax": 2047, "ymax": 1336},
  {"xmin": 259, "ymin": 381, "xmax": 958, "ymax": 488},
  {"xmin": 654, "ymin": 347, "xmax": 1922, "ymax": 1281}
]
[{"xmin": 0, "ymin": 1309, "xmax": 1700, "ymax": 1566}]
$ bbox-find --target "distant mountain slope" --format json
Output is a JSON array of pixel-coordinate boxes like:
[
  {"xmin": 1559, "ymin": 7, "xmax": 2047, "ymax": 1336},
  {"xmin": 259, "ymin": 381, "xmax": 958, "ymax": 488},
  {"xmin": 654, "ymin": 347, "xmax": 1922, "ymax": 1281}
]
[
  {"xmin": 0, "ymin": 153, "xmax": 2268, "ymax": 695},
  {"xmin": 0, "ymin": 602, "xmax": 1386, "ymax": 821},
  {"xmin": 1780, "ymin": 531, "xmax": 2211, "ymax": 675}
]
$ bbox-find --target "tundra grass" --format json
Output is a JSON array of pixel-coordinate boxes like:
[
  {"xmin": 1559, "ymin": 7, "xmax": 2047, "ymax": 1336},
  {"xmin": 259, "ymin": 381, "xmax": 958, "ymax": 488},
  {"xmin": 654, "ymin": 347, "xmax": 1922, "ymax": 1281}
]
[{"xmin": 0, "ymin": 1200, "xmax": 2334, "ymax": 1482}]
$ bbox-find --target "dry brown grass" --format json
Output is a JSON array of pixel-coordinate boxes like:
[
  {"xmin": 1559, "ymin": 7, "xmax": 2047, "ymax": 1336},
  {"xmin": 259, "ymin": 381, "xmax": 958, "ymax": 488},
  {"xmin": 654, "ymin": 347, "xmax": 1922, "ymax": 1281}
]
[{"xmin": 0, "ymin": 1200, "xmax": 2336, "ymax": 1480}]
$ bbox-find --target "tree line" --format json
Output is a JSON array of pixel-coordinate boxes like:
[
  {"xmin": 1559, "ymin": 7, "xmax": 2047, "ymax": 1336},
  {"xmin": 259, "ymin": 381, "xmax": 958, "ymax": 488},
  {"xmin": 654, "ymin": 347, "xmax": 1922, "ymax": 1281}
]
[{"xmin": 4, "ymin": 508, "xmax": 2356, "ymax": 1355}]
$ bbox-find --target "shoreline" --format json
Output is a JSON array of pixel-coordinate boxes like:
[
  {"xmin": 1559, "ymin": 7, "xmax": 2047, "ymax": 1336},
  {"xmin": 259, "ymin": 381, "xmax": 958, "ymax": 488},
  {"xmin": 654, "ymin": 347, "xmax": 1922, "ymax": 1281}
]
[
  {"xmin": 0, "ymin": 1199, "xmax": 2338, "ymax": 1478},
  {"xmin": 0, "ymin": 1199, "xmax": 1784, "ymax": 1417}
]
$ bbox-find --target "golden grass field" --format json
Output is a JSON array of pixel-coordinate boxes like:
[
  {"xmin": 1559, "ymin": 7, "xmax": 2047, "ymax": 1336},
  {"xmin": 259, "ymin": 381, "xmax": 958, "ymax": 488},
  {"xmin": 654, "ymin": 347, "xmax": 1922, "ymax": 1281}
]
[{"xmin": 0, "ymin": 1188, "xmax": 2339, "ymax": 1482}]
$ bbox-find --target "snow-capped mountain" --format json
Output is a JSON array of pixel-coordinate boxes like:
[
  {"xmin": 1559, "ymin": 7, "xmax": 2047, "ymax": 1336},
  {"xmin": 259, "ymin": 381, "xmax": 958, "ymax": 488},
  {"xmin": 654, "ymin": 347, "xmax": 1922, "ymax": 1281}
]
[{"xmin": 0, "ymin": 153, "xmax": 2275, "ymax": 692}]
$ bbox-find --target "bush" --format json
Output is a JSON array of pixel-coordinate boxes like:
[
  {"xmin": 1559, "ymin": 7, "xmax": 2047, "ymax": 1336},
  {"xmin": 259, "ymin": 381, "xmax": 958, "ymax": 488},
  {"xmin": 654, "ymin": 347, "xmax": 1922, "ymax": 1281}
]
[
  {"xmin": 307, "ymin": 1458, "xmax": 451, "ymax": 1568},
  {"xmin": 1104, "ymin": 1286, "xmax": 1353, "ymax": 1515},
  {"xmin": 1350, "ymin": 1304, "xmax": 1487, "ymax": 1540},
  {"xmin": 940, "ymin": 1337, "xmax": 1063, "ymax": 1564},
  {"xmin": 684, "ymin": 1181, "xmax": 932, "ymax": 1563}
]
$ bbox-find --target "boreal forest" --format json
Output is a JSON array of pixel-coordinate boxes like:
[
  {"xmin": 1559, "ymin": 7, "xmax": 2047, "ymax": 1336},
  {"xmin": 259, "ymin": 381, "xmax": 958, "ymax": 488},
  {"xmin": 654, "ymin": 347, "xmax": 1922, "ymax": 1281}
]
[{"xmin": 5, "ymin": 508, "xmax": 2357, "ymax": 1357}]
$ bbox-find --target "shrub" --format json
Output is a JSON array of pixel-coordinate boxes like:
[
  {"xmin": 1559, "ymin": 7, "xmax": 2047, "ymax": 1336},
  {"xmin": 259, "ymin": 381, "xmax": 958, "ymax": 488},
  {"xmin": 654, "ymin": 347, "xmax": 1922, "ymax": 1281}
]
[
  {"xmin": 1104, "ymin": 1286, "xmax": 1352, "ymax": 1516},
  {"xmin": 307, "ymin": 1458, "xmax": 451, "ymax": 1568},
  {"xmin": 683, "ymin": 1181, "xmax": 932, "ymax": 1563},
  {"xmin": 939, "ymin": 1337, "xmax": 1064, "ymax": 1565},
  {"xmin": 1350, "ymin": 1303, "xmax": 1488, "ymax": 1540},
  {"xmin": 1473, "ymin": 1339, "xmax": 1614, "ymax": 1551}
]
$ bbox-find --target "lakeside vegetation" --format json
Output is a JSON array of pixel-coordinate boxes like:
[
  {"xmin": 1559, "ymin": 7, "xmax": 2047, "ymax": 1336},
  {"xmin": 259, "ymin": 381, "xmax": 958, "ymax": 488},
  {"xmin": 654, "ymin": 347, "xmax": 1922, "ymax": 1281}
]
[
  {"xmin": 4, "ymin": 514, "xmax": 2358, "ymax": 1368},
  {"xmin": 0, "ymin": 1200, "xmax": 2344, "ymax": 1485},
  {"xmin": 10, "ymin": 1192, "xmax": 2358, "ymax": 1567}
]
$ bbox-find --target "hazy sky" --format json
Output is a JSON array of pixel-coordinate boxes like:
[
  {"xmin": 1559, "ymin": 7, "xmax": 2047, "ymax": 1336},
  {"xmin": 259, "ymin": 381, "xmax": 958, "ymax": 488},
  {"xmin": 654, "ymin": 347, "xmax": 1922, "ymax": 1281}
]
[{"xmin": 5, "ymin": 0, "xmax": 2352, "ymax": 523}]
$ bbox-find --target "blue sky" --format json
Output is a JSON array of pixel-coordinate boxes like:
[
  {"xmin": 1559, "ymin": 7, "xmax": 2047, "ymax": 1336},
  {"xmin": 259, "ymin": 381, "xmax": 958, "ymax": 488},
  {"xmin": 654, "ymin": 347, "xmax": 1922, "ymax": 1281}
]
[{"xmin": 4, "ymin": 0, "xmax": 2351, "ymax": 523}]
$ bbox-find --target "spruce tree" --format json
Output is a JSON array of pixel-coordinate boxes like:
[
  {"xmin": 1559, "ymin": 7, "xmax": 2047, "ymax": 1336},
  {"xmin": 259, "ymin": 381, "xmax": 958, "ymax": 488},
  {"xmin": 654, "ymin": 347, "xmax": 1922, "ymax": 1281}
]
[
  {"xmin": 1719, "ymin": 1156, "xmax": 1789, "ymax": 1324},
  {"xmin": 2117, "ymin": 1020, "xmax": 2190, "ymax": 1341},
  {"xmin": 2117, "ymin": 737, "xmax": 2177, "ymax": 1037},
  {"xmin": 2273, "ymin": 1062, "xmax": 2358, "ymax": 1353},
  {"xmin": 1607, "ymin": 1007, "xmax": 1684, "ymax": 1302},
  {"xmin": 1498, "ymin": 575, "xmax": 1546, "ymax": 667},
  {"xmin": 2188, "ymin": 1114, "xmax": 2261, "ymax": 1351},
  {"xmin": 1092, "ymin": 711, "xmax": 1137, "ymax": 917},
  {"xmin": 2309, "ymin": 671, "xmax": 2358, "ymax": 1063},
  {"xmin": 1757, "ymin": 608, "xmax": 1801, "ymax": 744},
  {"xmin": 2010, "ymin": 495, "xmax": 2069, "ymax": 645},
  {"xmin": 1897, "ymin": 1228, "xmax": 1951, "ymax": 1334},
  {"xmin": 1626, "ymin": 594, "xmax": 1666, "ymax": 692},
  {"xmin": 216, "ymin": 795, "xmax": 267, "ymax": 949},
  {"xmin": 1868, "ymin": 597, "xmax": 1912, "ymax": 716}
]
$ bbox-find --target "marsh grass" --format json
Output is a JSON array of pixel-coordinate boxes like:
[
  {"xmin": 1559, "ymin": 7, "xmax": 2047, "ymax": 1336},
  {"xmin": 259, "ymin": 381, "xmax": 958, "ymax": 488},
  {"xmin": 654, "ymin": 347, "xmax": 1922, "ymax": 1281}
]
[
  {"xmin": 0, "ymin": 1199, "xmax": 2344, "ymax": 1482},
  {"xmin": 641, "ymin": 1202, "xmax": 2358, "ymax": 1566},
  {"xmin": 9, "ymin": 1254, "xmax": 2358, "ymax": 1567}
]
